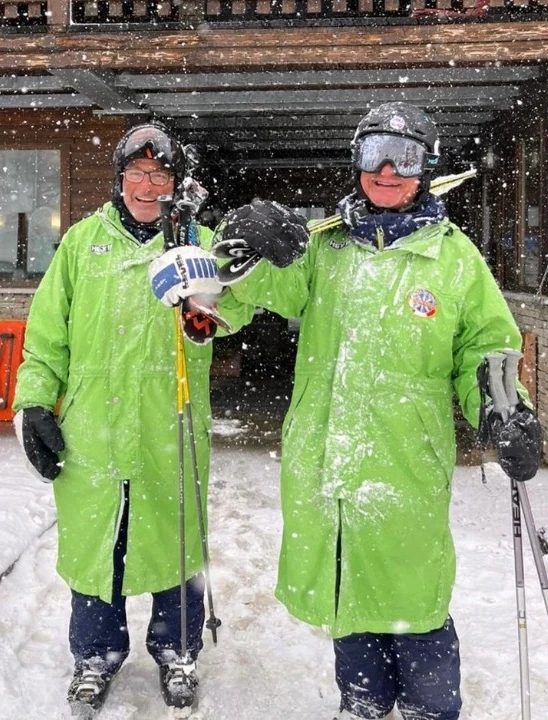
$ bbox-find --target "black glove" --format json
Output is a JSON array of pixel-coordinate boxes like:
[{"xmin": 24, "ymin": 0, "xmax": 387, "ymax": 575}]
[
  {"xmin": 21, "ymin": 407, "xmax": 65, "ymax": 481},
  {"xmin": 212, "ymin": 199, "xmax": 309, "ymax": 284},
  {"xmin": 488, "ymin": 403, "xmax": 542, "ymax": 482}
]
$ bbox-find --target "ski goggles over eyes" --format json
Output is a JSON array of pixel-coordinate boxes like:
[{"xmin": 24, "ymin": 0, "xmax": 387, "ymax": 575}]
[{"xmin": 355, "ymin": 134, "xmax": 439, "ymax": 178}]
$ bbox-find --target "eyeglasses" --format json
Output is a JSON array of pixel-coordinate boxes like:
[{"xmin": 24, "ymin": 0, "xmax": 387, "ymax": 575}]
[
  {"xmin": 355, "ymin": 134, "xmax": 438, "ymax": 178},
  {"xmin": 122, "ymin": 168, "xmax": 174, "ymax": 186}
]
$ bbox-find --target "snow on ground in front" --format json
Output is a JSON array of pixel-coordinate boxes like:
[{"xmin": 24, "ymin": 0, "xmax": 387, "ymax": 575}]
[{"xmin": 1, "ymin": 425, "xmax": 548, "ymax": 720}]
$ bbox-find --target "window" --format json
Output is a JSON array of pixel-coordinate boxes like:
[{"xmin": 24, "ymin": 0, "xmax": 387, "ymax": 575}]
[{"xmin": 0, "ymin": 149, "xmax": 61, "ymax": 278}]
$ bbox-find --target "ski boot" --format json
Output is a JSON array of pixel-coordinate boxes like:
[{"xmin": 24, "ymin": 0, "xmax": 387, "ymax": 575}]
[
  {"xmin": 159, "ymin": 657, "xmax": 199, "ymax": 719},
  {"xmin": 67, "ymin": 661, "xmax": 116, "ymax": 718}
]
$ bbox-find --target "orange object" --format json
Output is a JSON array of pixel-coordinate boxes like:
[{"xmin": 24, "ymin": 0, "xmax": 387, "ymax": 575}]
[{"xmin": 0, "ymin": 319, "xmax": 26, "ymax": 421}]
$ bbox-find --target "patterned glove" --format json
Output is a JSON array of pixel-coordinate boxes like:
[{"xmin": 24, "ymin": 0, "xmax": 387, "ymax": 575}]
[
  {"xmin": 212, "ymin": 199, "xmax": 309, "ymax": 284},
  {"xmin": 487, "ymin": 403, "xmax": 542, "ymax": 482},
  {"xmin": 149, "ymin": 246, "xmax": 222, "ymax": 308},
  {"xmin": 181, "ymin": 295, "xmax": 232, "ymax": 346},
  {"xmin": 14, "ymin": 407, "xmax": 65, "ymax": 482}
]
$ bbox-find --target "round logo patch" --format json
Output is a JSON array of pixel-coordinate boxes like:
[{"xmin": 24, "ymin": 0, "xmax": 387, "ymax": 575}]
[
  {"xmin": 408, "ymin": 289, "xmax": 438, "ymax": 318},
  {"xmin": 389, "ymin": 115, "xmax": 406, "ymax": 132}
]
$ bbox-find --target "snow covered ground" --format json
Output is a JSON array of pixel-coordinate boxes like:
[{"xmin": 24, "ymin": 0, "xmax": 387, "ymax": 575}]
[{"xmin": 1, "ymin": 420, "xmax": 548, "ymax": 720}]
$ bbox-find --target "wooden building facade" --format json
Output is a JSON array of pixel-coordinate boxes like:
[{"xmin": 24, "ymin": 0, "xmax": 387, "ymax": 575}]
[{"xmin": 0, "ymin": 0, "xmax": 547, "ymax": 456}]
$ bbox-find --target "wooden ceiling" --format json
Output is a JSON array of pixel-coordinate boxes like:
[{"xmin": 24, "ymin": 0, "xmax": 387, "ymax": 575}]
[
  {"xmin": 0, "ymin": 63, "xmax": 537, "ymax": 167},
  {"xmin": 0, "ymin": 18, "xmax": 547, "ymax": 167}
]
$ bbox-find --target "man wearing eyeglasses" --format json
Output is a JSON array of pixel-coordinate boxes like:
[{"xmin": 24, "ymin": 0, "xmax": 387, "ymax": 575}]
[
  {"xmin": 154, "ymin": 102, "xmax": 539, "ymax": 720},
  {"xmin": 119, "ymin": 160, "xmax": 175, "ymax": 226},
  {"xmin": 12, "ymin": 123, "xmax": 252, "ymax": 717}
]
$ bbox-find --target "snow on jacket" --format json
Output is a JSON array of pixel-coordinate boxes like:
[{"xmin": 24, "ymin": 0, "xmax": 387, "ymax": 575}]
[
  {"xmin": 228, "ymin": 216, "xmax": 523, "ymax": 638},
  {"xmin": 13, "ymin": 202, "xmax": 253, "ymax": 603}
]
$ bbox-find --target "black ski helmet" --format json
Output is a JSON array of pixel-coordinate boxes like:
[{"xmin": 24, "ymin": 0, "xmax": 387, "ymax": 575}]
[
  {"xmin": 112, "ymin": 122, "xmax": 185, "ymax": 218},
  {"xmin": 351, "ymin": 102, "xmax": 439, "ymax": 206}
]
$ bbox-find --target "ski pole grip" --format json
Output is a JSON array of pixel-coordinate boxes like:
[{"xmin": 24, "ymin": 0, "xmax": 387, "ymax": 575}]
[
  {"xmin": 158, "ymin": 194, "xmax": 176, "ymax": 251},
  {"xmin": 486, "ymin": 352, "xmax": 510, "ymax": 422},
  {"xmin": 502, "ymin": 349, "xmax": 522, "ymax": 411},
  {"xmin": 176, "ymin": 201, "xmax": 193, "ymax": 246}
]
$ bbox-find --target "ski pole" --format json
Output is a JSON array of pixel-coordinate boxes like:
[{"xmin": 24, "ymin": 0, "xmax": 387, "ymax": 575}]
[
  {"xmin": 159, "ymin": 193, "xmax": 221, "ymax": 646},
  {"xmin": 501, "ymin": 349, "xmax": 548, "ymax": 618},
  {"xmin": 177, "ymin": 193, "xmax": 222, "ymax": 644},
  {"xmin": 486, "ymin": 352, "xmax": 531, "ymax": 720},
  {"xmin": 159, "ymin": 194, "xmax": 191, "ymax": 662},
  {"xmin": 484, "ymin": 351, "xmax": 548, "ymax": 719},
  {"xmin": 511, "ymin": 476, "xmax": 531, "ymax": 720}
]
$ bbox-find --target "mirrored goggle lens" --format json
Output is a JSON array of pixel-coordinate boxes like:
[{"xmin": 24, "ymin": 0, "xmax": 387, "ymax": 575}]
[
  {"xmin": 356, "ymin": 134, "xmax": 434, "ymax": 178},
  {"xmin": 124, "ymin": 127, "xmax": 173, "ymax": 165}
]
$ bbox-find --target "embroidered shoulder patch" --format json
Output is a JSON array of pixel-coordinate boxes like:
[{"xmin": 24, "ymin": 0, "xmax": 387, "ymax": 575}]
[
  {"xmin": 408, "ymin": 289, "xmax": 438, "ymax": 318},
  {"xmin": 90, "ymin": 244, "xmax": 112, "ymax": 255}
]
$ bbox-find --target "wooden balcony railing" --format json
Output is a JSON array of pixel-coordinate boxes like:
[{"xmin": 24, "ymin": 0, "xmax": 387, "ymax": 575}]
[
  {"xmin": 0, "ymin": 1, "xmax": 47, "ymax": 27},
  {"xmin": 0, "ymin": 0, "xmax": 545, "ymax": 29},
  {"xmin": 204, "ymin": 0, "xmax": 547, "ymax": 23}
]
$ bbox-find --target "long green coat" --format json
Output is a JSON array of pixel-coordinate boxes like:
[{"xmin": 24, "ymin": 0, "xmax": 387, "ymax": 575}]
[
  {"xmin": 228, "ymin": 217, "xmax": 523, "ymax": 638},
  {"xmin": 14, "ymin": 202, "xmax": 252, "ymax": 603}
]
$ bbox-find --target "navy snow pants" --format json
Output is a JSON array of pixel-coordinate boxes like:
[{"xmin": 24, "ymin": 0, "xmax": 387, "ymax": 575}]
[
  {"xmin": 69, "ymin": 480, "xmax": 205, "ymax": 674},
  {"xmin": 334, "ymin": 617, "xmax": 462, "ymax": 720}
]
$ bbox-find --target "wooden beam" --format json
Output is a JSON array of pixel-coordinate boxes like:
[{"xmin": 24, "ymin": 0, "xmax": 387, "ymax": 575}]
[
  {"xmin": 0, "ymin": 76, "xmax": 65, "ymax": 91},
  {"xmin": 190, "ymin": 124, "xmax": 479, "ymax": 144},
  {"xmin": 152, "ymin": 100, "xmax": 514, "ymax": 119},
  {"xmin": 50, "ymin": 69, "xmax": 143, "ymax": 113},
  {"xmin": 117, "ymin": 65, "xmax": 539, "ymax": 90},
  {"xmin": 0, "ymin": 95, "xmax": 92, "ymax": 108},
  {"xmin": 142, "ymin": 84, "xmax": 518, "ymax": 107},
  {"xmin": 171, "ymin": 111, "xmax": 494, "ymax": 130},
  {"xmin": 0, "ymin": 23, "xmax": 547, "ymax": 71},
  {"xmin": 228, "ymin": 157, "xmax": 350, "ymax": 168},
  {"xmin": 228, "ymin": 134, "xmax": 475, "ymax": 151}
]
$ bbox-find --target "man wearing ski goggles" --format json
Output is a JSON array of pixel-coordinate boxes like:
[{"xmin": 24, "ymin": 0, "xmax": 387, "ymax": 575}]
[
  {"xmin": 355, "ymin": 133, "xmax": 439, "ymax": 178},
  {"xmin": 346, "ymin": 107, "xmax": 441, "ymax": 216}
]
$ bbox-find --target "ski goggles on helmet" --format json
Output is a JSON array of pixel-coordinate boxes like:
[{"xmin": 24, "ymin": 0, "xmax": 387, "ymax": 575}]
[
  {"xmin": 355, "ymin": 134, "xmax": 438, "ymax": 178},
  {"xmin": 123, "ymin": 126, "xmax": 176, "ymax": 170}
]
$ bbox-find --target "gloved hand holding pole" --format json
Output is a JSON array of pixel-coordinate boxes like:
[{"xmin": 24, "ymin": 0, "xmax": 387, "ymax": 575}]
[
  {"xmin": 482, "ymin": 350, "xmax": 542, "ymax": 483},
  {"xmin": 158, "ymin": 193, "xmax": 221, "ymax": 656},
  {"xmin": 479, "ymin": 350, "xmax": 546, "ymax": 720}
]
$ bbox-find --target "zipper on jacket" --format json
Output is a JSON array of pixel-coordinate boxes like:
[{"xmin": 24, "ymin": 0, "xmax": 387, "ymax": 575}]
[
  {"xmin": 335, "ymin": 499, "xmax": 342, "ymax": 617},
  {"xmin": 376, "ymin": 227, "xmax": 385, "ymax": 251},
  {"xmin": 113, "ymin": 480, "xmax": 127, "ymax": 549},
  {"xmin": 109, "ymin": 480, "xmax": 129, "ymax": 602}
]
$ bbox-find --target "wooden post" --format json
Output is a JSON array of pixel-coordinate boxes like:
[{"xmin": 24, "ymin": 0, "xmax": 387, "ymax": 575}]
[
  {"xmin": 48, "ymin": 0, "xmax": 70, "ymax": 28},
  {"xmin": 521, "ymin": 331, "xmax": 537, "ymax": 407}
]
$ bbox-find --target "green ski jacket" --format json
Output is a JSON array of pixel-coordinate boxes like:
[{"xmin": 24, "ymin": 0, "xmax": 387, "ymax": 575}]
[
  {"xmin": 14, "ymin": 202, "xmax": 252, "ymax": 602},
  {"xmin": 228, "ymin": 217, "xmax": 523, "ymax": 637}
]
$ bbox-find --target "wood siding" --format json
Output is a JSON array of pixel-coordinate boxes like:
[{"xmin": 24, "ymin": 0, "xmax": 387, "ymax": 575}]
[{"xmin": 1, "ymin": 22, "xmax": 548, "ymax": 71}]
